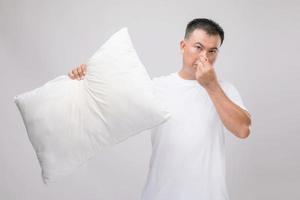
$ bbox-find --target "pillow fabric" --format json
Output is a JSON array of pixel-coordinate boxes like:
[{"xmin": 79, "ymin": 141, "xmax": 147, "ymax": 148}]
[{"xmin": 14, "ymin": 27, "xmax": 171, "ymax": 185}]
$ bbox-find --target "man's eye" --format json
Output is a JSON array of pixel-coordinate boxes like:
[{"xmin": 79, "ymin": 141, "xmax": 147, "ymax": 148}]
[{"xmin": 196, "ymin": 46, "xmax": 202, "ymax": 49}]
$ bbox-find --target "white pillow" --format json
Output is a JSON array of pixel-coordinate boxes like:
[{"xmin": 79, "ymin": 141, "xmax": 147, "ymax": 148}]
[{"xmin": 14, "ymin": 27, "xmax": 171, "ymax": 185}]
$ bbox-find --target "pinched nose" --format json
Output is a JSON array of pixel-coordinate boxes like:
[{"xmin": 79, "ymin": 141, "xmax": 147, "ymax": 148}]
[{"xmin": 198, "ymin": 53, "xmax": 208, "ymax": 61}]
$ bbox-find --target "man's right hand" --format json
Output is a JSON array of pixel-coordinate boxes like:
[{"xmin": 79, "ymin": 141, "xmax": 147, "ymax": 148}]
[{"xmin": 68, "ymin": 64, "xmax": 87, "ymax": 80}]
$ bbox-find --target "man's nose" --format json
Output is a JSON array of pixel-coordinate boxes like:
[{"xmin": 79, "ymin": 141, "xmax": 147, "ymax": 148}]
[{"xmin": 198, "ymin": 50, "xmax": 208, "ymax": 60}]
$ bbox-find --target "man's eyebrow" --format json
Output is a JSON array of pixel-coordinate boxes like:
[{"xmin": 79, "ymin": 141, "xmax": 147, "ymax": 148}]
[{"xmin": 195, "ymin": 42, "xmax": 219, "ymax": 50}]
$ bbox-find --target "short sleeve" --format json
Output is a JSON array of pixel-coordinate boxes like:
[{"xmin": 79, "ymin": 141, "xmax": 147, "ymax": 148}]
[{"xmin": 221, "ymin": 81, "xmax": 249, "ymax": 113}]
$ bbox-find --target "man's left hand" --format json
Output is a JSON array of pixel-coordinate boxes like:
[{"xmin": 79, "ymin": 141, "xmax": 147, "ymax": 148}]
[{"xmin": 194, "ymin": 56, "xmax": 219, "ymax": 90}]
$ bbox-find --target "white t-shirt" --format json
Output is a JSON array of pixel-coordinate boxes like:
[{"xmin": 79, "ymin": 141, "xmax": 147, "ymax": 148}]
[{"xmin": 141, "ymin": 71, "xmax": 248, "ymax": 200}]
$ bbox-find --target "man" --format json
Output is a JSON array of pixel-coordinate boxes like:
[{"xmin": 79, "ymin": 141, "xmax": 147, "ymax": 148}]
[{"xmin": 68, "ymin": 18, "xmax": 252, "ymax": 200}]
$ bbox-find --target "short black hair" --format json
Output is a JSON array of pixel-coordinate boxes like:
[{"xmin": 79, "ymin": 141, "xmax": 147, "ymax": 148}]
[{"xmin": 184, "ymin": 18, "xmax": 224, "ymax": 46}]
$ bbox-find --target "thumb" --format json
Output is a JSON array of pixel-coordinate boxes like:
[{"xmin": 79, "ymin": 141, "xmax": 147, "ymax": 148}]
[{"xmin": 194, "ymin": 59, "xmax": 202, "ymax": 69}]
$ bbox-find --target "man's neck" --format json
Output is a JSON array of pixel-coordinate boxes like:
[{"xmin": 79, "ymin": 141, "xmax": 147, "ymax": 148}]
[{"xmin": 178, "ymin": 67, "xmax": 196, "ymax": 80}]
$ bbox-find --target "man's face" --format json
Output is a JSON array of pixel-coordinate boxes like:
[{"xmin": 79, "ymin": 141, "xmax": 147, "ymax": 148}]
[{"xmin": 180, "ymin": 28, "xmax": 221, "ymax": 69}]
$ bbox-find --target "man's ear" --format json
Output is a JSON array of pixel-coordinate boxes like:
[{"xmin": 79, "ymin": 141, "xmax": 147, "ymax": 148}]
[{"xmin": 180, "ymin": 40, "xmax": 185, "ymax": 54}]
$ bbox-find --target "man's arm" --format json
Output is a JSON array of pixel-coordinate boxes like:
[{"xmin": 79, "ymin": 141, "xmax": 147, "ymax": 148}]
[
  {"xmin": 194, "ymin": 56, "xmax": 251, "ymax": 139},
  {"xmin": 205, "ymin": 82, "xmax": 252, "ymax": 139}
]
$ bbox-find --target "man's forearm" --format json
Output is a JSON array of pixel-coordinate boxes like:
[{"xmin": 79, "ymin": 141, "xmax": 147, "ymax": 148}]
[{"xmin": 204, "ymin": 82, "xmax": 251, "ymax": 139}]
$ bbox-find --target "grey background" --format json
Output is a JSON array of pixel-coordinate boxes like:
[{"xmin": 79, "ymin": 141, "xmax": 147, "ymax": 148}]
[{"xmin": 1, "ymin": 0, "xmax": 299, "ymax": 199}]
